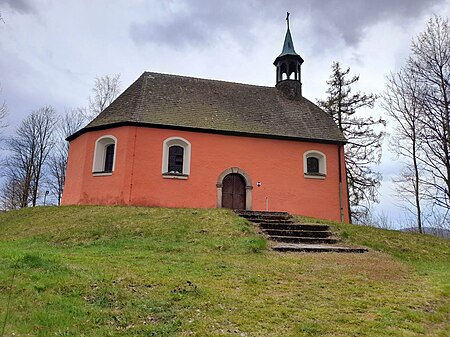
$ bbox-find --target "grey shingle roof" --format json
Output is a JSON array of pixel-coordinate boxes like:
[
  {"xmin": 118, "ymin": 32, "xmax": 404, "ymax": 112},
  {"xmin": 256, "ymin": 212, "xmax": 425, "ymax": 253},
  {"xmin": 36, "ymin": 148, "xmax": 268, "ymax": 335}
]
[{"xmin": 68, "ymin": 72, "xmax": 345, "ymax": 143}]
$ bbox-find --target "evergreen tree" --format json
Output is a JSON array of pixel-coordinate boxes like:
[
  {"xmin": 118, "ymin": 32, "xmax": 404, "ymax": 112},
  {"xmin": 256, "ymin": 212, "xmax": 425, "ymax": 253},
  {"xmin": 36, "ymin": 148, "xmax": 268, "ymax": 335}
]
[{"xmin": 318, "ymin": 62, "xmax": 386, "ymax": 222}]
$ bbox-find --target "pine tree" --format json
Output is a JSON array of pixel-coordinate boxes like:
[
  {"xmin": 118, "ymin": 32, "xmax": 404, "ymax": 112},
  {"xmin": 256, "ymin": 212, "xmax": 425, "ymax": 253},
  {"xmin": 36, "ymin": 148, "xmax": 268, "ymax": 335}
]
[{"xmin": 318, "ymin": 62, "xmax": 386, "ymax": 223}]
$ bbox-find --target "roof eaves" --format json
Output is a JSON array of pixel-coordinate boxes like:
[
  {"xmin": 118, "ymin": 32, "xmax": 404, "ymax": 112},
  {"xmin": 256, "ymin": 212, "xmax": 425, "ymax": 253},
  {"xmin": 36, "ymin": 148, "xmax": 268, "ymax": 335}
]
[{"xmin": 66, "ymin": 121, "xmax": 347, "ymax": 145}]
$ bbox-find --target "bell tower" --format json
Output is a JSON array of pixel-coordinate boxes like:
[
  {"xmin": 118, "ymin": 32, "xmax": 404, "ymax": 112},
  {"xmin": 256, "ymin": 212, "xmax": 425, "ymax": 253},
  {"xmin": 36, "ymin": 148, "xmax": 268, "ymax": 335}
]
[{"xmin": 274, "ymin": 12, "xmax": 304, "ymax": 98}]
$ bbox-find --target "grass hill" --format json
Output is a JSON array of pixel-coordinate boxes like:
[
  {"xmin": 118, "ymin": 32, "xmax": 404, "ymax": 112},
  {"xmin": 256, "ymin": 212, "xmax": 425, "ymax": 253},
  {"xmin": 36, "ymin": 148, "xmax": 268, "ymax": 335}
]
[
  {"xmin": 400, "ymin": 227, "xmax": 450, "ymax": 239},
  {"xmin": 0, "ymin": 206, "xmax": 448, "ymax": 337}
]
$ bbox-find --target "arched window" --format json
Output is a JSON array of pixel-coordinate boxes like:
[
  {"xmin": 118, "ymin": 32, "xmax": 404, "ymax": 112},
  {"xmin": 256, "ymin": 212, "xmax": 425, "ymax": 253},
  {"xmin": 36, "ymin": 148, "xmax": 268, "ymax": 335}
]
[
  {"xmin": 162, "ymin": 137, "xmax": 191, "ymax": 179},
  {"xmin": 307, "ymin": 157, "xmax": 319, "ymax": 173},
  {"xmin": 281, "ymin": 63, "xmax": 288, "ymax": 80},
  {"xmin": 288, "ymin": 62, "xmax": 296, "ymax": 79},
  {"xmin": 93, "ymin": 136, "xmax": 117, "ymax": 175},
  {"xmin": 168, "ymin": 145, "xmax": 184, "ymax": 173},
  {"xmin": 104, "ymin": 144, "xmax": 115, "ymax": 172},
  {"xmin": 304, "ymin": 150, "xmax": 326, "ymax": 178}
]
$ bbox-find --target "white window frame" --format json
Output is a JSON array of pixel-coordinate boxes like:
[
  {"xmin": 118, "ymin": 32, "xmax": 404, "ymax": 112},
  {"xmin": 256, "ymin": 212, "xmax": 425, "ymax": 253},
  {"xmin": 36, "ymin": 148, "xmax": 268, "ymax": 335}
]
[
  {"xmin": 162, "ymin": 137, "xmax": 191, "ymax": 179},
  {"xmin": 303, "ymin": 150, "xmax": 326, "ymax": 179},
  {"xmin": 92, "ymin": 135, "xmax": 117, "ymax": 175}
]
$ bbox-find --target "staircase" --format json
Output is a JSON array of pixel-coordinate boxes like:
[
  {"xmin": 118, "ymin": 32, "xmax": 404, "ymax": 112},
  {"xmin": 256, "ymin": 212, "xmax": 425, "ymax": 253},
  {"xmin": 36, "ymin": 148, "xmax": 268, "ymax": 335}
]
[{"xmin": 237, "ymin": 211, "xmax": 368, "ymax": 253}]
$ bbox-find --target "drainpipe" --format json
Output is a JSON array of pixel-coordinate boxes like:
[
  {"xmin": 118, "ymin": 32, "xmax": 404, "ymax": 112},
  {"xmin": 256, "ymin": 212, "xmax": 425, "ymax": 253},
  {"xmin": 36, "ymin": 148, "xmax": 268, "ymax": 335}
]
[
  {"xmin": 128, "ymin": 127, "xmax": 138, "ymax": 205},
  {"xmin": 338, "ymin": 144, "xmax": 344, "ymax": 223}
]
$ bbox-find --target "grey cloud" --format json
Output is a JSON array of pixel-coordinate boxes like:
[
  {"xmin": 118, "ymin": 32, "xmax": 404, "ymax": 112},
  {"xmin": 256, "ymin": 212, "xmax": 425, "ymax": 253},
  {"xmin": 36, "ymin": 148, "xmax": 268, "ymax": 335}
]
[
  {"xmin": 302, "ymin": 0, "xmax": 446, "ymax": 45},
  {"xmin": 131, "ymin": 17, "xmax": 209, "ymax": 47},
  {"xmin": 0, "ymin": 0, "xmax": 34, "ymax": 13},
  {"xmin": 130, "ymin": 0, "xmax": 258, "ymax": 48},
  {"xmin": 130, "ymin": 0, "xmax": 446, "ymax": 50},
  {"xmin": 258, "ymin": 0, "xmax": 446, "ymax": 48}
]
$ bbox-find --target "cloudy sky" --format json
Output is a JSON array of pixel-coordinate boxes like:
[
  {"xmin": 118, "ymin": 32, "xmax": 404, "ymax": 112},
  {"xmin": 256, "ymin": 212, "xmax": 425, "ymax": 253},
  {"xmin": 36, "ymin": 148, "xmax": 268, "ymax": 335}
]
[{"xmin": 1, "ymin": 0, "xmax": 449, "ymax": 223}]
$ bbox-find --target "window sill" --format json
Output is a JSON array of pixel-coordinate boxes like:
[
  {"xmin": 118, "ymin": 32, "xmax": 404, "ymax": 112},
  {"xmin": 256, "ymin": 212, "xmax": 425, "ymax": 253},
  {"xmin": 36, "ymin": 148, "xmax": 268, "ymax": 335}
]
[
  {"xmin": 162, "ymin": 173, "xmax": 189, "ymax": 180},
  {"xmin": 304, "ymin": 173, "xmax": 326, "ymax": 180},
  {"xmin": 93, "ymin": 171, "xmax": 113, "ymax": 176}
]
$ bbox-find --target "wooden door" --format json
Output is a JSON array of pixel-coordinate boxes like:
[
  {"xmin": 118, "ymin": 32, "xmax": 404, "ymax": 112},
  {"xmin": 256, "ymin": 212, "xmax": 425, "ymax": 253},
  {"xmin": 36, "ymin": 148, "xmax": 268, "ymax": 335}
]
[{"xmin": 222, "ymin": 173, "xmax": 246, "ymax": 210}]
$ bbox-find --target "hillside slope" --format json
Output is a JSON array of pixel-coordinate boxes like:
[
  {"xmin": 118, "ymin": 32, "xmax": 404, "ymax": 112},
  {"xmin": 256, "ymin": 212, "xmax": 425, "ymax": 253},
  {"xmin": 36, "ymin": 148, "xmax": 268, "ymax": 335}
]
[{"xmin": 0, "ymin": 206, "xmax": 449, "ymax": 337}]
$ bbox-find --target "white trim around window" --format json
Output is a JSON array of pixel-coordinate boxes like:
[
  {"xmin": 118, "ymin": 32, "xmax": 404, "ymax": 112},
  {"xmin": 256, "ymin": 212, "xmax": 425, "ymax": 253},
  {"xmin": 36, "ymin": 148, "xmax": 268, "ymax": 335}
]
[
  {"xmin": 92, "ymin": 135, "xmax": 117, "ymax": 175},
  {"xmin": 161, "ymin": 136, "xmax": 191, "ymax": 178},
  {"xmin": 303, "ymin": 150, "xmax": 326, "ymax": 179}
]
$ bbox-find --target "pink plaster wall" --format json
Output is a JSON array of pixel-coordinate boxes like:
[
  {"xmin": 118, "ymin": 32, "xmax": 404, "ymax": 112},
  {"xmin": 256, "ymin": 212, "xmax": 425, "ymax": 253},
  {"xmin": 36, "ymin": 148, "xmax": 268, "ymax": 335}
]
[{"xmin": 62, "ymin": 126, "xmax": 349, "ymax": 222}]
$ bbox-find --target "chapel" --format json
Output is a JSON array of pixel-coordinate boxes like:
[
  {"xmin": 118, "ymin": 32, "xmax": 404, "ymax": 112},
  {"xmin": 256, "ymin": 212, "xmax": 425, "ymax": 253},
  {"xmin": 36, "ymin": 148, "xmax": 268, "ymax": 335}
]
[{"xmin": 62, "ymin": 18, "xmax": 349, "ymax": 222}]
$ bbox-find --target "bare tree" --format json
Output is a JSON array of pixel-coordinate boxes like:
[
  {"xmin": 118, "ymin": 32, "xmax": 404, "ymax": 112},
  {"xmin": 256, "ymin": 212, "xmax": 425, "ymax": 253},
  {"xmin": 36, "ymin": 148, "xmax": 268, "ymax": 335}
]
[
  {"xmin": 0, "ymin": 85, "xmax": 9, "ymax": 137},
  {"xmin": 46, "ymin": 154, "xmax": 66, "ymax": 205},
  {"xmin": 6, "ymin": 136, "xmax": 34, "ymax": 208},
  {"xmin": 383, "ymin": 70, "xmax": 426, "ymax": 233},
  {"xmin": 0, "ymin": 176, "xmax": 23, "ymax": 210},
  {"xmin": 383, "ymin": 16, "xmax": 450, "ymax": 232},
  {"xmin": 427, "ymin": 206, "xmax": 450, "ymax": 232},
  {"xmin": 5, "ymin": 106, "xmax": 57, "ymax": 208},
  {"xmin": 0, "ymin": 101, "xmax": 6, "ymax": 125},
  {"xmin": 46, "ymin": 109, "xmax": 86, "ymax": 205},
  {"xmin": 318, "ymin": 62, "xmax": 386, "ymax": 223},
  {"xmin": 87, "ymin": 74, "xmax": 121, "ymax": 119},
  {"xmin": 40, "ymin": 74, "xmax": 119, "ymax": 205},
  {"xmin": 373, "ymin": 211, "xmax": 397, "ymax": 230},
  {"xmin": 31, "ymin": 107, "xmax": 57, "ymax": 206},
  {"xmin": 408, "ymin": 16, "xmax": 450, "ymax": 211}
]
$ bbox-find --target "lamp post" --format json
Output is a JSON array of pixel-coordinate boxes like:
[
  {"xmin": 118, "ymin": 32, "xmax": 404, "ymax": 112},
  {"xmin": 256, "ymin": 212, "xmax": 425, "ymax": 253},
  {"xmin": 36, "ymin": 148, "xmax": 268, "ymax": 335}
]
[{"xmin": 43, "ymin": 190, "xmax": 49, "ymax": 206}]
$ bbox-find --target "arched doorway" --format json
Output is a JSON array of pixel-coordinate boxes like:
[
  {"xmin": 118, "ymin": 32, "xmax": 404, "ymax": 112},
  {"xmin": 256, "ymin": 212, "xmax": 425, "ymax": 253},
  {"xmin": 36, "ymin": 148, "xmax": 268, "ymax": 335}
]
[
  {"xmin": 222, "ymin": 173, "xmax": 246, "ymax": 210},
  {"xmin": 216, "ymin": 167, "xmax": 253, "ymax": 211}
]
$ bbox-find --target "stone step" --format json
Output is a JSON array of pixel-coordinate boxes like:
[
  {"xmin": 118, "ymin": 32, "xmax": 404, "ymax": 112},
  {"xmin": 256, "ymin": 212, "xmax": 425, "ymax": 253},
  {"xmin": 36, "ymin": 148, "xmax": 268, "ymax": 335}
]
[
  {"xmin": 272, "ymin": 243, "xmax": 369, "ymax": 253},
  {"xmin": 247, "ymin": 218, "xmax": 295, "ymax": 224},
  {"xmin": 269, "ymin": 236, "xmax": 339, "ymax": 244},
  {"xmin": 237, "ymin": 211, "xmax": 292, "ymax": 221},
  {"xmin": 235, "ymin": 211, "xmax": 368, "ymax": 253},
  {"xmin": 262, "ymin": 229, "xmax": 333, "ymax": 238},
  {"xmin": 259, "ymin": 223, "xmax": 330, "ymax": 231}
]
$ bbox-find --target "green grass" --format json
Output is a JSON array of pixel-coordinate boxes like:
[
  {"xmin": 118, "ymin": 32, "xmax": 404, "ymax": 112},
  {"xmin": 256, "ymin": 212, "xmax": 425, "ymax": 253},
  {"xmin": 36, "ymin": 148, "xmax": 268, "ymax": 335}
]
[{"xmin": 0, "ymin": 206, "xmax": 448, "ymax": 336}]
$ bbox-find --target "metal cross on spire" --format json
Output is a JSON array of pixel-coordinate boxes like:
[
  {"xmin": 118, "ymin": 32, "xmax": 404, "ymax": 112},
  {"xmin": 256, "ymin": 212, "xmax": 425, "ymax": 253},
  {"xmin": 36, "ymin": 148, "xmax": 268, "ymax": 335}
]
[{"xmin": 286, "ymin": 12, "xmax": 290, "ymax": 29}]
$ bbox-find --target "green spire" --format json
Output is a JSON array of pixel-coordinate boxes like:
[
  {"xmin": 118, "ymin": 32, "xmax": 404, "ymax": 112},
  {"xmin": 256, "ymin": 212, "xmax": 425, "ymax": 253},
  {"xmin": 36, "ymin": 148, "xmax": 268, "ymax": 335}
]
[
  {"xmin": 273, "ymin": 13, "xmax": 304, "ymax": 65},
  {"xmin": 277, "ymin": 27, "xmax": 300, "ymax": 58}
]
